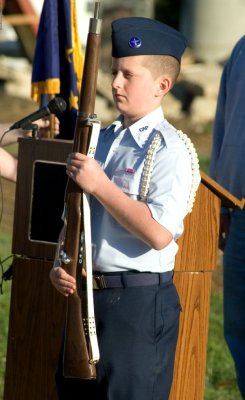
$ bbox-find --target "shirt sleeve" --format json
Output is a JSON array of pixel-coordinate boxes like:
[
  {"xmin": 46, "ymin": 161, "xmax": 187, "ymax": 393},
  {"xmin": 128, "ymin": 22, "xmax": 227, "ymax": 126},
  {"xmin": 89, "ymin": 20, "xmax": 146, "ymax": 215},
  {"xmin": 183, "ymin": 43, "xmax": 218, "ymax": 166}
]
[{"xmin": 147, "ymin": 141, "xmax": 192, "ymax": 237}]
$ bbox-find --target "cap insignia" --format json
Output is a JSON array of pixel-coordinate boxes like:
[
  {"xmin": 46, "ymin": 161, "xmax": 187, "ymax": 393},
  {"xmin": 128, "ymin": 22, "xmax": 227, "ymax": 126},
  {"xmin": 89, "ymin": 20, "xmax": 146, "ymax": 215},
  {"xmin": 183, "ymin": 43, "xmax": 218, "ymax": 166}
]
[{"xmin": 128, "ymin": 36, "xmax": 142, "ymax": 49}]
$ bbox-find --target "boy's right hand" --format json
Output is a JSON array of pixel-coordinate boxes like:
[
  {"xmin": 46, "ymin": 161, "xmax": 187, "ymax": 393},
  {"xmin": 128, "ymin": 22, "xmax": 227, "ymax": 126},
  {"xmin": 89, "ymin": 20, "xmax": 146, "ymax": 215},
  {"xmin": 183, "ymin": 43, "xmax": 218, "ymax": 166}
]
[{"xmin": 49, "ymin": 266, "xmax": 76, "ymax": 296}]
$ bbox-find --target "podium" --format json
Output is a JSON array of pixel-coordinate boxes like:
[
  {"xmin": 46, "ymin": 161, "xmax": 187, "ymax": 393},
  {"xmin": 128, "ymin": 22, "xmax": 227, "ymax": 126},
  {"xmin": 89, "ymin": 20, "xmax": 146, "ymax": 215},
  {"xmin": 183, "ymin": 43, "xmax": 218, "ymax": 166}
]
[
  {"xmin": 4, "ymin": 138, "xmax": 72, "ymax": 400},
  {"xmin": 3, "ymin": 138, "xmax": 244, "ymax": 400},
  {"xmin": 170, "ymin": 171, "xmax": 244, "ymax": 399}
]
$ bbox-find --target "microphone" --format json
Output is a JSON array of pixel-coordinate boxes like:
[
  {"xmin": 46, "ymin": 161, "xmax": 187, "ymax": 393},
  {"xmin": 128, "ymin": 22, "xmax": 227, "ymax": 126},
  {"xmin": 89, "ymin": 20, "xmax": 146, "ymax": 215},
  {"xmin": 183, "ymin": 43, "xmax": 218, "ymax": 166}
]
[{"xmin": 9, "ymin": 97, "xmax": 67, "ymax": 130}]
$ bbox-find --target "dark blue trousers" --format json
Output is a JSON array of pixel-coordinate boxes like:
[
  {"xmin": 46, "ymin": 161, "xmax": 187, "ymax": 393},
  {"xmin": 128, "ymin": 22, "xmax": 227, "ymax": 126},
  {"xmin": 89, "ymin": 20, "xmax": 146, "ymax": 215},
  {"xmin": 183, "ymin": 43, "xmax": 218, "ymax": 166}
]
[{"xmin": 56, "ymin": 278, "xmax": 181, "ymax": 400}]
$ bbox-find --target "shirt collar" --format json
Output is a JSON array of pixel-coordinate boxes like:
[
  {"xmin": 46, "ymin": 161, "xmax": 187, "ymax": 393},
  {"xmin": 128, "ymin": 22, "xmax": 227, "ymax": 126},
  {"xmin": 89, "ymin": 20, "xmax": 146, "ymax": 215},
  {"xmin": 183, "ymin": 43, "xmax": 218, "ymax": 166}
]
[{"xmin": 106, "ymin": 107, "xmax": 164, "ymax": 148}]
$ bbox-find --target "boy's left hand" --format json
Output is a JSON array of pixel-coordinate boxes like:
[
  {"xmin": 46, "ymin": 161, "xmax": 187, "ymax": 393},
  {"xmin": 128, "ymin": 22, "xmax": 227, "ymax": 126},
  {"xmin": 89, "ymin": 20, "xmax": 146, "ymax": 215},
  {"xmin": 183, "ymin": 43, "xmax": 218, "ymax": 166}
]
[{"xmin": 49, "ymin": 266, "xmax": 76, "ymax": 296}]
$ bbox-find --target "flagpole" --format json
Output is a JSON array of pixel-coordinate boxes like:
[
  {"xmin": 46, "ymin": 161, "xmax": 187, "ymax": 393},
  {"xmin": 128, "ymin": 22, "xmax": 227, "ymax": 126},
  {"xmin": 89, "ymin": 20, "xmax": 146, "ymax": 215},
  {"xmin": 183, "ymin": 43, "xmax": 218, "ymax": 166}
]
[{"xmin": 47, "ymin": 94, "xmax": 56, "ymax": 138}]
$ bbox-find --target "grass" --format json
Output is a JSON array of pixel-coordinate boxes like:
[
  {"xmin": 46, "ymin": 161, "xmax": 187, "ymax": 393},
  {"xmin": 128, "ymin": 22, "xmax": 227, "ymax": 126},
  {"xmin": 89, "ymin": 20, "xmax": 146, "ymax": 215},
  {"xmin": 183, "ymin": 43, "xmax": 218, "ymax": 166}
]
[
  {"xmin": 0, "ymin": 149, "xmax": 242, "ymax": 399},
  {"xmin": 205, "ymin": 291, "xmax": 242, "ymax": 399}
]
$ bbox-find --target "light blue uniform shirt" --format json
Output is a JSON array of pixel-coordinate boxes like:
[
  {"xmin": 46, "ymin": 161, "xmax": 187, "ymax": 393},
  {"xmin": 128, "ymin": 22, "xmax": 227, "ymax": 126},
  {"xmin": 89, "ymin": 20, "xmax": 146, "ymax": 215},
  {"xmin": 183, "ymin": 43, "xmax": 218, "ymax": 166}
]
[
  {"xmin": 210, "ymin": 36, "xmax": 245, "ymax": 201},
  {"xmin": 91, "ymin": 107, "xmax": 193, "ymax": 273}
]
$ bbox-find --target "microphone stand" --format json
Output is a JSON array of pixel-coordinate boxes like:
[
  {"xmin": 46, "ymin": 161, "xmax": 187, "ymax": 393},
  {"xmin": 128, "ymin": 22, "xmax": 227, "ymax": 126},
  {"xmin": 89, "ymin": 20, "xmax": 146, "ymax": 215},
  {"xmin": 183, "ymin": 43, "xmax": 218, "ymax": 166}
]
[
  {"xmin": 30, "ymin": 124, "xmax": 39, "ymax": 139},
  {"xmin": 21, "ymin": 123, "xmax": 40, "ymax": 139}
]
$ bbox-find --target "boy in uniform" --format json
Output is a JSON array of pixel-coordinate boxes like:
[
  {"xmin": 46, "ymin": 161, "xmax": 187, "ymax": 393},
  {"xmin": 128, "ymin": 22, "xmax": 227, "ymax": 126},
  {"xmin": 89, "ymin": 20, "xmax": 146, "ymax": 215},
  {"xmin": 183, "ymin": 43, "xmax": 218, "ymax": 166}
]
[{"xmin": 50, "ymin": 17, "xmax": 200, "ymax": 400}]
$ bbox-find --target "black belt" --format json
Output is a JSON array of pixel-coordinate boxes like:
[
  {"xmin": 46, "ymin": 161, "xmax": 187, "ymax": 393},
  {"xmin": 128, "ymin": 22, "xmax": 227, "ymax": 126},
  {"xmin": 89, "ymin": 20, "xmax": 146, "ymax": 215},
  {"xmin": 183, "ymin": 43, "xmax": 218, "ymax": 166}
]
[{"xmin": 93, "ymin": 271, "xmax": 173, "ymax": 289}]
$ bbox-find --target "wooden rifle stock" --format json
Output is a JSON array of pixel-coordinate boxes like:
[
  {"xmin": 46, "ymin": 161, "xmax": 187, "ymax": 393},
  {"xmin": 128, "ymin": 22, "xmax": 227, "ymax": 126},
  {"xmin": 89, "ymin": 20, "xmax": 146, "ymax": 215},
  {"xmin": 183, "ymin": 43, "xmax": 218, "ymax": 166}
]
[{"xmin": 59, "ymin": 3, "xmax": 102, "ymax": 379}]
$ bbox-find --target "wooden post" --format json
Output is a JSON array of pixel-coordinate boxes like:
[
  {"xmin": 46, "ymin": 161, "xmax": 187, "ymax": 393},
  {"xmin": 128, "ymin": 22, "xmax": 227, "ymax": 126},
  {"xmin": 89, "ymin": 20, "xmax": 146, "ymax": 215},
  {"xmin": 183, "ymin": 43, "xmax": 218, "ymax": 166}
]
[{"xmin": 169, "ymin": 172, "xmax": 243, "ymax": 399}]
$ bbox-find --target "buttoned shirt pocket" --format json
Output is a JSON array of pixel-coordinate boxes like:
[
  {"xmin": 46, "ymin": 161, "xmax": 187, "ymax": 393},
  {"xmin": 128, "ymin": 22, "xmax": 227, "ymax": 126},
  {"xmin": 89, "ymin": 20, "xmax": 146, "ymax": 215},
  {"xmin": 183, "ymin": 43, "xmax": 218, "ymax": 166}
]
[{"xmin": 111, "ymin": 168, "xmax": 142, "ymax": 198}]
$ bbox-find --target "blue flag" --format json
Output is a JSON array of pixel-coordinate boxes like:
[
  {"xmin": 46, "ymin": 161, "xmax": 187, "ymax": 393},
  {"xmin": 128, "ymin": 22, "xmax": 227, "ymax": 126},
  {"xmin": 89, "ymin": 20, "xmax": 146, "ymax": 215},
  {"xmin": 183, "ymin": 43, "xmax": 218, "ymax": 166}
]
[{"xmin": 31, "ymin": 0, "xmax": 83, "ymax": 139}]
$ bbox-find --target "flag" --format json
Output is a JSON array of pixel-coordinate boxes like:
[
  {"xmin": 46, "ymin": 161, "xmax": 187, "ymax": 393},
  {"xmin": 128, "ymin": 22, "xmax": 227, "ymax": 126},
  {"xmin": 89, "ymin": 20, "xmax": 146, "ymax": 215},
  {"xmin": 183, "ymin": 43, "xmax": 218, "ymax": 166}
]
[{"xmin": 31, "ymin": 0, "xmax": 83, "ymax": 139}]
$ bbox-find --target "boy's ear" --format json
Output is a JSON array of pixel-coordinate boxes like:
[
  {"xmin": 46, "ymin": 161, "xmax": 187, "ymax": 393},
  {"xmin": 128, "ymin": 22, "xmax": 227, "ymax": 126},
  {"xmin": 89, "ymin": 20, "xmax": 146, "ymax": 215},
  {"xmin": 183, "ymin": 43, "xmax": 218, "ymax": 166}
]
[{"xmin": 156, "ymin": 76, "xmax": 172, "ymax": 97}]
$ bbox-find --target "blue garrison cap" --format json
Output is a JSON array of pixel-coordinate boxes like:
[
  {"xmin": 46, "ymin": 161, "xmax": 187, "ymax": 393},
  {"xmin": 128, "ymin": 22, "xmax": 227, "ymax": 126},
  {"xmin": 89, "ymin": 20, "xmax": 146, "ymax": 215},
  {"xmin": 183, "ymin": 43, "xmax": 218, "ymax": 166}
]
[{"xmin": 111, "ymin": 17, "xmax": 187, "ymax": 62}]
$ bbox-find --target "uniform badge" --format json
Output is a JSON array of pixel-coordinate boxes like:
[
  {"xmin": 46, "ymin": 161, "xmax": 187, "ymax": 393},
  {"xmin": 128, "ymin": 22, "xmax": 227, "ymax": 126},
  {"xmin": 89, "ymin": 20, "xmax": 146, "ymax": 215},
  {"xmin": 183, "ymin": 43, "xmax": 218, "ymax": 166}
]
[
  {"xmin": 128, "ymin": 37, "xmax": 141, "ymax": 49},
  {"xmin": 139, "ymin": 126, "xmax": 149, "ymax": 132},
  {"xmin": 125, "ymin": 168, "xmax": 135, "ymax": 174}
]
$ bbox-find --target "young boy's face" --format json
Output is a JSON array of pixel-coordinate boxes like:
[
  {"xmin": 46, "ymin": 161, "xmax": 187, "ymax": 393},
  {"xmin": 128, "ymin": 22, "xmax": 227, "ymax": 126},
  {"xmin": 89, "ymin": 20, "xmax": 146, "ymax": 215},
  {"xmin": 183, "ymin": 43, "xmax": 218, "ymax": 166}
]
[{"xmin": 111, "ymin": 55, "xmax": 164, "ymax": 126}]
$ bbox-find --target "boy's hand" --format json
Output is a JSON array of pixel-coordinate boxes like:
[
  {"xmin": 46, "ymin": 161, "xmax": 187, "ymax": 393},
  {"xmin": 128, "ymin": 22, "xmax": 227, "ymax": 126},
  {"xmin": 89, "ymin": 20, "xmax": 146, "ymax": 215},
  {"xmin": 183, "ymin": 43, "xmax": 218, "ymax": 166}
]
[
  {"xmin": 49, "ymin": 266, "xmax": 76, "ymax": 296},
  {"xmin": 66, "ymin": 152, "xmax": 109, "ymax": 195}
]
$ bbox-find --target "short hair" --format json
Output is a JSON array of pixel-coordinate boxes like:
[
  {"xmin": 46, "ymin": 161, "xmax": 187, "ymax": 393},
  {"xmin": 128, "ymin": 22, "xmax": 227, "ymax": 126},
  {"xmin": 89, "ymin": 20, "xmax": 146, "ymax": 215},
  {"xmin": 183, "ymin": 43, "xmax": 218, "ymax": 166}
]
[{"xmin": 144, "ymin": 55, "xmax": 181, "ymax": 86}]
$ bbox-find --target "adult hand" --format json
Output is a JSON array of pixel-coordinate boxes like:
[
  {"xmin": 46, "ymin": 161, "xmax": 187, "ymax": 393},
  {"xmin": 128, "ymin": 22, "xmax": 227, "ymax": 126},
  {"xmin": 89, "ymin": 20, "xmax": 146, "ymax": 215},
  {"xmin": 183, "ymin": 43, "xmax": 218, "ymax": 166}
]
[
  {"xmin": 37, "ymin": 116, "xmax": 60, "ymax": 138},
  {"xmin": 219, "ymin": 213, "xmax": 231, "ymax": 251}
]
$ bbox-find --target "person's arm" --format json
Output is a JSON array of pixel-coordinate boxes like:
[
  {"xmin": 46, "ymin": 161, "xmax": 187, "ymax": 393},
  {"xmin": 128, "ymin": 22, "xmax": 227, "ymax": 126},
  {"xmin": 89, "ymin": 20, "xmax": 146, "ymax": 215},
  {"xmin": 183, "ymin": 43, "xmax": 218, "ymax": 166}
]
[
  {"xmin": 66, "ymin": 152, "xmax": 173, "ymax": 250},
  {"xmin": 95, "ymin": 177, "xmax": 172, "ymax": 250},
  {"xmin": 0, "ymin": 118, "xmax": 60, "ymax": 183},
  {"xmin": 0, "ymin": 148, "xmax": 18, "ymax": 182},
  {"xmin": 0, "ymin": 124, "xmax": 26, "ymax": 146}
]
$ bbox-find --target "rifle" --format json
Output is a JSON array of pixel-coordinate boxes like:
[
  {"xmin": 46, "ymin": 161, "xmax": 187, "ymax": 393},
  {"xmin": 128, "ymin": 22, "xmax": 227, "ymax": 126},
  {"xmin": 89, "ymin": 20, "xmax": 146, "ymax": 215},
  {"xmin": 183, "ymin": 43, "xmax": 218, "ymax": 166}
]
[{"xmin": 57, "ymin": 2, "xmax": 102, "ymax": 379}]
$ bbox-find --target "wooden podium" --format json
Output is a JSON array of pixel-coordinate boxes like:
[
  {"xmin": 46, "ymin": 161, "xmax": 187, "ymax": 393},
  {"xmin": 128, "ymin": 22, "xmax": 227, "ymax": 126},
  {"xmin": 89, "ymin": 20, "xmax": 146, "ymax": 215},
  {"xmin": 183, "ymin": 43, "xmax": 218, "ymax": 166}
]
[
  {"xmin": 170, "ymin": 172, "xmax": 243, "ymax": 399},
  {"xmin": 4, "ymin": 138, "xmax": 72, "ymax": 400},
  {"xmin": 3, "ymin": 138, "xmax": 244, "ymax": 400}
]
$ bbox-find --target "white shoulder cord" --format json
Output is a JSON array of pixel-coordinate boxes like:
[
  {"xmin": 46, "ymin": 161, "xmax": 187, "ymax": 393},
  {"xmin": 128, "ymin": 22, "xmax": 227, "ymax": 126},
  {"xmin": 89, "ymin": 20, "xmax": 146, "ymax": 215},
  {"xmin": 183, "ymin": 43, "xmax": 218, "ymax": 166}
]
[
  {"xmin": 140, "ymin": 132, "xmax": 162, "ymax": 201},
  {"xmin": 139, "ymin": 130, "xmax": 200, "ymax": 214},
  {"xmin": 176, "ymin": 130, "xmax": 200, "ymax": 213}
]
